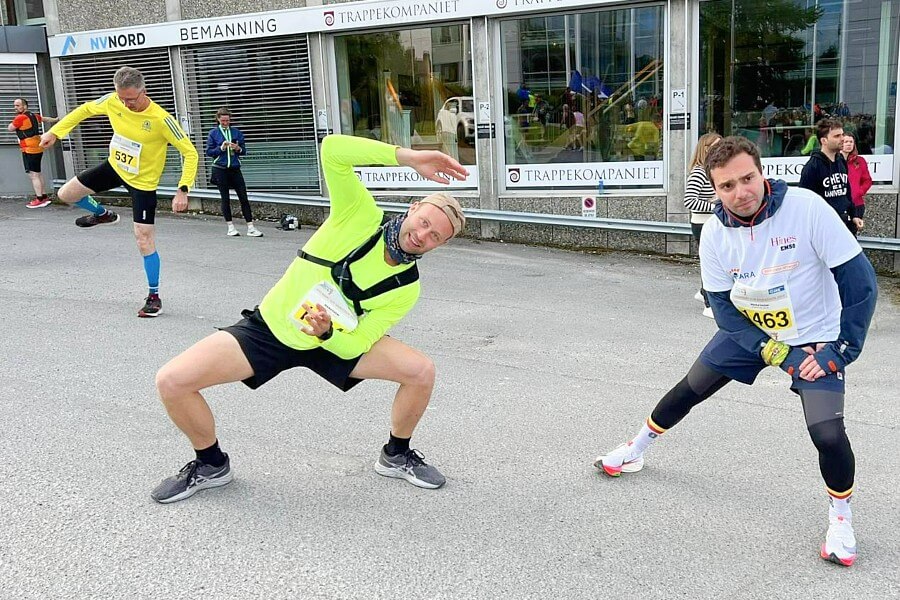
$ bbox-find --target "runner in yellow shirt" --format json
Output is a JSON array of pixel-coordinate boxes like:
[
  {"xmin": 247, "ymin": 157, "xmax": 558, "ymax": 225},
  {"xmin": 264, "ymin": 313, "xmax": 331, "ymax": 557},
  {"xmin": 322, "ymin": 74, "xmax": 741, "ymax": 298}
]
[
  {"xmin": 151, "ymin": 134, "xmax": 468, "ymax": 503},
  {"xmin": 40, "ymin": 66, "xmax": 198, "ymax": 318}
]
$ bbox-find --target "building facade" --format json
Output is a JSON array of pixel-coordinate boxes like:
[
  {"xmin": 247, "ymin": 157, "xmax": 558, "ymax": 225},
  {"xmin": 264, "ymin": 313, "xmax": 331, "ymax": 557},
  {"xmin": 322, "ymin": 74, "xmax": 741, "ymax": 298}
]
[{"xmin": 40, "ymin": 0, "xmax": 900, "ymax": 269}]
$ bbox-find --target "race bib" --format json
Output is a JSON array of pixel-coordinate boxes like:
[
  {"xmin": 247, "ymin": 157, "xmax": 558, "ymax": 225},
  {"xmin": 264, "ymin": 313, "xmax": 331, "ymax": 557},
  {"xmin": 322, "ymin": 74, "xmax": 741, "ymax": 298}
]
[
  {"xmin": 730, "ymin": 281, "xmax": 799, "ymax": 341},
  {"xmin": 109, "ymin": 133, "xmax": 141, "ymax": 174},
  {"xmin": 289, "ymin": 280, "xmax": 359, "ymax": 334}
]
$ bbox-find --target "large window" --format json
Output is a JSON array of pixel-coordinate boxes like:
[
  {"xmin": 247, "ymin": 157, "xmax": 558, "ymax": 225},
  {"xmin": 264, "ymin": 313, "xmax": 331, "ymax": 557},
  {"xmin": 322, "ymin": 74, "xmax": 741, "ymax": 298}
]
[
  {"xmin": 501, "ymin": 7, "xmax": 665, "ymax": 190},
  {"xmin": 334, "ymin": 25, "xmax": 476, "ymax": 189},
  {"xmin": 700, "ymin": 0, "xmax": 899, "ymax": 182}
]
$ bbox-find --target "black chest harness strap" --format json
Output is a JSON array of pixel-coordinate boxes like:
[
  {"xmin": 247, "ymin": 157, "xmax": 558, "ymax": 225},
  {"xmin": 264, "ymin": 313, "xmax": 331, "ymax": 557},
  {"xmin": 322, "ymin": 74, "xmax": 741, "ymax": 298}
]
[
  {"xmin": 15, "ymin": 111, "xmax": 39, "ymax": 140},
  {"xmin": 297, "ymin": 228, "xmax": 419, "ymax": 316}
]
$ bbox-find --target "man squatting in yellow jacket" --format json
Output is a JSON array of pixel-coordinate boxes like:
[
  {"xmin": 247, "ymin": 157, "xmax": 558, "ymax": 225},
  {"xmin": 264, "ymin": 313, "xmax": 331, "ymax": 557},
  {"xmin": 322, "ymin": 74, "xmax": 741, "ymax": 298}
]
[{"xmin": 151, "ymin": 134, "xmax": 468, "ymax": 503}]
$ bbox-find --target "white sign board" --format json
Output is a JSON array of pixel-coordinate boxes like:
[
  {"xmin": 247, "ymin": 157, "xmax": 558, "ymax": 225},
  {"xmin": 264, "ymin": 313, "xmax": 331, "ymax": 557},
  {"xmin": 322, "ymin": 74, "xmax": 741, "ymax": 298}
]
[
  {"xmin": 354, "ymin": 166, "xmax": 478, "ymax": 190},
  {"xmin": 506, "ymin": 162, "xmax": 664, "ymax": 188},
  {"xmin": 670, "ymin": 88, "xmax": 686, "ymax": 115},
  {"xmin": 316, "ymin": 109, "xmax": 328, "ymax": 131},
  {"xmin": 478, "ymin": 101, "xmax": 491, "ymax": 123},
  {"xmin": 761, "ymin": 155, "xmax": 894, "ymax": 184},
  {"xmin": 581, "ymin": 196, "xmax": 597, "ymax": 218}
]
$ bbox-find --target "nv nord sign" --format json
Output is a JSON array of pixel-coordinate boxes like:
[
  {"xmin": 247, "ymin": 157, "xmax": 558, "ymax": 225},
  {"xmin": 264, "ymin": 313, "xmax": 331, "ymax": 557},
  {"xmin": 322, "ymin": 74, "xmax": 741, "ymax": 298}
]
[{"xmin": 49, "ymin": 0, "xmax": 611, "ymax": 56}]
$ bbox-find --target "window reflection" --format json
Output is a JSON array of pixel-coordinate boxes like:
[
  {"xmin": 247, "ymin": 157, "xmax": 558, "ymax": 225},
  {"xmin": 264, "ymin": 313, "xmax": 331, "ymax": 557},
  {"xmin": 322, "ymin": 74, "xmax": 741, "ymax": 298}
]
[
  {"xmin": 699, "ymin": 0, "xmax": 898, "ymax": 171},
  {"xmin": 334, "ymin": 25, "xmax": 475, "ymax": 166},
  {"xmin": 501, "ymin": 7, "xmax": 665, "ymax": 171}
]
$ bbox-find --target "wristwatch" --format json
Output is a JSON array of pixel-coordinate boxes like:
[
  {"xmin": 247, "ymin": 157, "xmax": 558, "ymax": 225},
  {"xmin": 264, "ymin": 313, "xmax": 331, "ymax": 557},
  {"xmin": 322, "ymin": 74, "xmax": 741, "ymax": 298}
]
[
  {"xmin": 317, "ymin": 323, "xmax": 334, "ymax": 342},
  {"xmin": 178, "ymin": 185, "xmax": 189, "ymax": 193}
]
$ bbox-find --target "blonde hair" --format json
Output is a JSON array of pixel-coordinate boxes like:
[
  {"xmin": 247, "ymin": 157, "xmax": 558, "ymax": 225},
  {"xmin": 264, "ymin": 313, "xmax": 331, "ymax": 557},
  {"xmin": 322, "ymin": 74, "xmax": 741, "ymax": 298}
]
[{"xmin": 689, "ymin": 133, "xmax": 723, "ymax": 170}]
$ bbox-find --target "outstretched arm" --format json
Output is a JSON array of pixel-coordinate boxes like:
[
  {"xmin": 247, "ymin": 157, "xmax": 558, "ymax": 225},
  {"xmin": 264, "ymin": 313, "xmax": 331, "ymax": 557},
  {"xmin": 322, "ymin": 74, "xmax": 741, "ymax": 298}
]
[
  {"xmin": 44, "ymin": 95, "xmax": 110, "ymax": 147},
  {"xmin": 320, "ymin": 134, "xmax": 467, "ymax": 218}
]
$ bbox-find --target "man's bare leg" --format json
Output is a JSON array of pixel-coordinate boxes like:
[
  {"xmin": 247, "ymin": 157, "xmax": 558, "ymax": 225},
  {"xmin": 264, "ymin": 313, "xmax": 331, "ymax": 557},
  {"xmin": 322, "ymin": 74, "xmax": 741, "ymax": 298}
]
[
  {"xmin": 351, "ymin": 336, "xmax": 446, "ymax": 489},
  {"xmin": 151, "ymin": 331, "xmax": 253, "ymax": 503}
]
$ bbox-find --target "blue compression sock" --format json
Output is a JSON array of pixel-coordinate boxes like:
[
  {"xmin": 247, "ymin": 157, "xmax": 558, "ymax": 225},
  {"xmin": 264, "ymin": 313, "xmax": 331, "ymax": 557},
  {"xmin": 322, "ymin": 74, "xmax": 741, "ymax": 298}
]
[
  {"xmin": 74, "ymin": 195, "xmax": 106, "ymax": 216},
  {"xmin": 143, "ymin": 251, "xmax": 160, "ymax": 295}
]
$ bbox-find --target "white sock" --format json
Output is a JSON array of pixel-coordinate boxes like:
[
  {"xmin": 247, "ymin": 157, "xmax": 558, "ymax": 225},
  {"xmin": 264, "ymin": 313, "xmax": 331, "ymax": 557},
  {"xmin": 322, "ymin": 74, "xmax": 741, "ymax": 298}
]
[
  {"xmin": 829, "ymin": 494, "xmax": 852, "ymax": 519},
  {"xmin": 630, "ymin": 418, "xmax": 666, "ymax": 455}
]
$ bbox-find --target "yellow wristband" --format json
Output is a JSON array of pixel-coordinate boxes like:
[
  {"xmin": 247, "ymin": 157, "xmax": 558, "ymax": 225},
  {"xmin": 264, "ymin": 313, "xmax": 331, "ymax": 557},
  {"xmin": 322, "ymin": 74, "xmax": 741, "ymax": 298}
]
[{"xmin": 761, "ymin": 339, "xmax": 790, "ymax": 367}]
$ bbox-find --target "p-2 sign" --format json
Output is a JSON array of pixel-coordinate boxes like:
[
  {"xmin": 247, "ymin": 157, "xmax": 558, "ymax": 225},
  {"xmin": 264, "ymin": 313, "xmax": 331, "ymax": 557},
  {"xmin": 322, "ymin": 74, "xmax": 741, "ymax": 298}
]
[{"xmin": 582, "ymin": 196, "xmax": 597, "ymax": 219}]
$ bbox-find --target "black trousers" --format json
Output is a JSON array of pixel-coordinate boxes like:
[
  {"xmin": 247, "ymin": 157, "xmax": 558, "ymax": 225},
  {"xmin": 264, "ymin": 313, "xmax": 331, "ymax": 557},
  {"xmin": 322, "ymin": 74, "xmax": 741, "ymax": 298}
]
[{"xmin": 212, "ymin": 167, "xmax": 253, "ymax": 223}]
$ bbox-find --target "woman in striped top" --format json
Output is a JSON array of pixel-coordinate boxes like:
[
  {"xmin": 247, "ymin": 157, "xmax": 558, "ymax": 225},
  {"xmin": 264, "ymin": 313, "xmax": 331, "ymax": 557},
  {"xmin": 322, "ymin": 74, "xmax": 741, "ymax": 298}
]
[{"xmin": 683, "ymin": 132, "xmax": 721, "ymax": 318}]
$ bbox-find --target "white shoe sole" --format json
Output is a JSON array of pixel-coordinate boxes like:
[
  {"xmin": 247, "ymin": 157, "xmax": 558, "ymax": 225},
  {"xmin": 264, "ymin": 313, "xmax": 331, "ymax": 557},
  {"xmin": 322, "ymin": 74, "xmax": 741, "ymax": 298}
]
[
  {"xmin": 153, "ymin": 470, "xmax": 234, "ymax": 504},
  {"xmin": 593, "ymin": 454, "xmax": 645, "ymax": 474},
  {"xmin": 138, "ymin": 307, "xmax": 163, "ymax": 318},
  {"xmin": 374, "ymin": 461, "xmax": 444, "ymax": 489}
]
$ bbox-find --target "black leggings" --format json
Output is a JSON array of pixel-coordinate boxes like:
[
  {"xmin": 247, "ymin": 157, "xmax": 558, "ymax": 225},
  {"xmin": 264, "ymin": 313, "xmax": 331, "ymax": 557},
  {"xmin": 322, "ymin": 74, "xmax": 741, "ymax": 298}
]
[
  {"xmin": 651, "ymin": 360, "xmax": 854, "ymax": 494},
  {"xmin": 213, "ymin": 167, "xmax": 253, "ymax": 223}
]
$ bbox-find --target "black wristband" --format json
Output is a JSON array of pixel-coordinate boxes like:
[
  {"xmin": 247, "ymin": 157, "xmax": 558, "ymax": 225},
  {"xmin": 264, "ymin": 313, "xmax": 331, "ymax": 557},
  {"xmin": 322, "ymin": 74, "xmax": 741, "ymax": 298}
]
[{"xmin": 317, "ymin": 323, "xmax": 334, "ymax": 342}]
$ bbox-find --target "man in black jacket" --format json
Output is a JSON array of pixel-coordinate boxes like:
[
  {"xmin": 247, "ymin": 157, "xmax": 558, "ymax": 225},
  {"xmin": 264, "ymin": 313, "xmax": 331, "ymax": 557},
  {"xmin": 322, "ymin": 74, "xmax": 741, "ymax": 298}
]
[{"xmin": 799, "ymin": 118, "xmax": 862, "ymax": 233}]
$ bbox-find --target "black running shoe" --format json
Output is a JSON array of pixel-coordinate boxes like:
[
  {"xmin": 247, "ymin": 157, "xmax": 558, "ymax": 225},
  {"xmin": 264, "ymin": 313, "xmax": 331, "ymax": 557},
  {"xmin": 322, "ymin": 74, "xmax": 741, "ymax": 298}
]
[
  {"xmin": 138, "ymin": 294, "xmax": 162, "ymax": 318},
  {"xmin": 151, "ymin": 456, "xmax": 233, "ymax": 504},
  {"xmin": 75, "ymin": 210, "xmax": 120, "ymax": 228}
]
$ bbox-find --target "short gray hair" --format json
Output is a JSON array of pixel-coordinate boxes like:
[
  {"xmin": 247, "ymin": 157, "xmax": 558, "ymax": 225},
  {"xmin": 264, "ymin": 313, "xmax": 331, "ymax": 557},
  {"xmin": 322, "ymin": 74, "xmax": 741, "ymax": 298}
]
[{"xmin": 113, "ymin": 66, "xmax": 145, "ymax": 91}]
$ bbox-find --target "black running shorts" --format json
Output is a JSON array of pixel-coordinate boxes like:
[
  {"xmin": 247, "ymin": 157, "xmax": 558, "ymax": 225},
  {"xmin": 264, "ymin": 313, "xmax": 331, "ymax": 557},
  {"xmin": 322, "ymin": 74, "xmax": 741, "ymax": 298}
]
[
  {"xmin": 22, "ymin": 152, "xmax": 43, "ymax": 173},
  {"xmin": 76, "ymin": 160, "xmax": 159, "ymax": 224},
  {"xmin": 220, "ymin": 307, "xmax": 364, "ymax": 391}
]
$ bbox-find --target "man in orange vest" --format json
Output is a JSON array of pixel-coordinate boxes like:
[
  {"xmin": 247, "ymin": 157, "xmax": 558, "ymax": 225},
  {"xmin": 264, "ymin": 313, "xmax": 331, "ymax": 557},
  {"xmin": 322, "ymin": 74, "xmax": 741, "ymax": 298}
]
[{"xmin": 7, "ymin": 97, "xmax": 58, "ymax": 208}]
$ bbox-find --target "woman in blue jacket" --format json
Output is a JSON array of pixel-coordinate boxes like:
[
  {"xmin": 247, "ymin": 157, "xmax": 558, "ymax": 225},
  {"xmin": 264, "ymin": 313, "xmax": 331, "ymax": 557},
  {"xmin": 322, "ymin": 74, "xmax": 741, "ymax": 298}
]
[{"xmin": 206, "ymin": 108, "xmax": 261, "ymax": 237}]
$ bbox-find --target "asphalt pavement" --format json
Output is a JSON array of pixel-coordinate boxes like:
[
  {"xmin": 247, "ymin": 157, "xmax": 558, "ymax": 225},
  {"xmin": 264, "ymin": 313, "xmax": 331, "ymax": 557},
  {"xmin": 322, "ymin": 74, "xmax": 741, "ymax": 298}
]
[{"xmin": 1, "ymin": 199, "xmax": 898, "ymax": 599}]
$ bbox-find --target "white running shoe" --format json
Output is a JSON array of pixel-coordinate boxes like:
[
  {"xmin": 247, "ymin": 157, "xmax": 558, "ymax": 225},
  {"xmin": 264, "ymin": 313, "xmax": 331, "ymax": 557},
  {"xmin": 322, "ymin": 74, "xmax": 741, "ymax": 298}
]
[
  {"xmin": 821, "ymin": 512, "xmax": 857, "ymax": 567},
  {"xmin": 227, "ymin": 225, "xmax": 240, "ymax": 236},
  {"xmin": 702, "ymin": 306, "xmax": 714, "ymax": 319},
  {"xmin": 247, "ymin": 224, "xmax": 263, "ymax": 237},
  {"xmin": 694, "ymin": 290, "xmax": 704, "ymax": 303},
  {"xmin": 593, "ymin": 441, "xmax": 644, "ymax": 477}
]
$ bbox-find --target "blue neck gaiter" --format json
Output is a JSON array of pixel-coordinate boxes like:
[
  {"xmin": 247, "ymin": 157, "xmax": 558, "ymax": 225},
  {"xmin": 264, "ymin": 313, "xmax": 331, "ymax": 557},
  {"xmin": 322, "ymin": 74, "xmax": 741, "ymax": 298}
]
[{"xmin": 382, "ymin": 214, "xmax": 420, "ymax": 264}]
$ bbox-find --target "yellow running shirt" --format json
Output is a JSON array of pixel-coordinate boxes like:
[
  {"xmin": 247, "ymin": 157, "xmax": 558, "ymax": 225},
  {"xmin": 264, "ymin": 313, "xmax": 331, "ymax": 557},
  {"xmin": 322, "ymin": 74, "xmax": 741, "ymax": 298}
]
[
  {"xmin": 259, "ymin": 135, "xmax": 421, "ymax": 359},
  {"xmin": 49, "ymin": 93, "xmax": 197, "ymax": 191}
]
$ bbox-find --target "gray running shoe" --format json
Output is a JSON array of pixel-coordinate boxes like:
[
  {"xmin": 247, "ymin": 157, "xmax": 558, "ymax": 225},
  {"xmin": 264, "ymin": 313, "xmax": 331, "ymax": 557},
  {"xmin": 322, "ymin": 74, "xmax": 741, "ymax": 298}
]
[
  {"xmin": 374, "ymin": 447, "xmax": 446, "ymax": 489},
  {"xmin": 151, "ymin": 456, "xmax": 233, "ymax": 503}
]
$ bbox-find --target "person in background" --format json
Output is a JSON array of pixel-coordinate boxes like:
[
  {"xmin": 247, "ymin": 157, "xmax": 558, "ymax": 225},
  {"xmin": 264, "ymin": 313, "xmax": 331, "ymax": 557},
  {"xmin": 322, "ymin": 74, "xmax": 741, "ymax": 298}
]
[
  {"xmin": 7, "ymin": 97, "xmax": 58, "ymax": 208},
  {"xmin": 206, "ymin": 107, "xmax": 262, "ymax": 237},
  {"xmin": 799, "ymin": 118, "xmax": 857, "ymax": 234},
  {"xmin": 40, "ymin": 66, "xmax": 198, "ymax": 318},
  {"xmin": 841, "ymin": 132, "xmax": 871, "ymax": 236},
  {"xmin": 683, "ymin": 132, "xmax": 722, "ymax": 318}
]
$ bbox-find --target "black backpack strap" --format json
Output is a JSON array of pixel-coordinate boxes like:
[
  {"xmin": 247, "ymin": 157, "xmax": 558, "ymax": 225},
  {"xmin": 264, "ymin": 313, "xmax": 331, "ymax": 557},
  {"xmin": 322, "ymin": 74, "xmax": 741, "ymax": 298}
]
[
  {"xmin": 297, "ymin": 250, "xmax": 336, "ymax": 268},
  {"xmin": 349, "ymin": 264, "xmax": 419, "ymax": 316},
  {"xmin": 352, "ymin": 264, "xmax": 419, "ymax": 301},
  {"xmin": 297, "ymin": 227, "xmax": 418, "ymax": 316},
  {"xmin": 16, "ymin": 111, "xmax": 39, "ymax": 140}
]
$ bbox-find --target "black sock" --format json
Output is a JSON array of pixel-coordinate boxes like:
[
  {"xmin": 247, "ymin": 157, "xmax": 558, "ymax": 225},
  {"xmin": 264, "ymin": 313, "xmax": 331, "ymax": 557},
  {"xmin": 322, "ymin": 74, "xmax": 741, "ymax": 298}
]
[
  {"xmin": 385, "ymin": 433, "xmax": 410, "ymax": 456},
  {"xmin": 39, "ymin": 194, "xmax": 48, "ymax": 199},
  {"xmin": 195, "ymin": 440, "xmax": 227, "ymax": 467}
]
